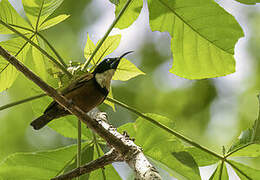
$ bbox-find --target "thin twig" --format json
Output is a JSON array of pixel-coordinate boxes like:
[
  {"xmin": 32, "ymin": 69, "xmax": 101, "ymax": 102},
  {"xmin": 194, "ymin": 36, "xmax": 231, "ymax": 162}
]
[
  {"xmin": 51, "ymin": 149, "xmax": 120, "ymax": 180},
  {"xmin": 82, "ymin": 0, "xmax": 132, "ymax": 70}
]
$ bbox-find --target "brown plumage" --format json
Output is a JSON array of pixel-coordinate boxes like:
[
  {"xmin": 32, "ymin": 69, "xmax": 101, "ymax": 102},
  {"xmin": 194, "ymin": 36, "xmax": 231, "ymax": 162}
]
[{"xmin": 30, "ymin": 73, "xmax": 107, "ymax": 130}]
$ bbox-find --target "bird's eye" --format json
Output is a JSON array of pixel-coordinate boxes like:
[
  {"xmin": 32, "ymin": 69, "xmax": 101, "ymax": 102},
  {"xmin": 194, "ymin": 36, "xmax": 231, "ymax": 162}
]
[{"xmin": 106, "ymin": 59, "xmax": 111, "ymax": 63}]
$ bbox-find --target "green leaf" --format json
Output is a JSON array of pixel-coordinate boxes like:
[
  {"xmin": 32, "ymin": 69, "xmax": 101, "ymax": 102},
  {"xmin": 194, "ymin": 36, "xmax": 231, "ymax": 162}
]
[
  {"xmin": 234, "ymin": 0, "xmax": 260, "ymax": 5},
  {"xmin": 48, "ymin": 116, "xmax": 93, "ymax": 140},
  {"xmin": 109, "ymin": 0, "xmax": 119, "ymax": 5},
  {"xmin": 252, "ymin": 95, "xmax": 260, "ymax": 143},
  {"xmin": 148, "ymin": 0, "xmax": 244, "ymax": 79},
  {"xmin": 39, "ymin": 14, "xmax": 70, "ymax": 30},
  {"xmin": 84, "ymin": 34, "xmax": 121, "ymax": 66},
  {"xmin": 89, "ymin": 144, "xmax": 121, "ymax": 180},
  {"xmin": 229, "ymin": 160, "xmax": 260, "ymax": 180},
  {"xmin": 26, "ymin": 36, "xmax": 48, "ymax": 80},
  {"xmin": 228, "ymin": 128, "xmax": 253, "ymax": 153},
  {"xmin": 0, "ymin": 37, "xmax": 30, "ymax": 92},
  {"xmin": 113, "ymin": 58, "xmax": 145, "ymax": 81},
  {"xmin": 22, "ymin": 0, "xmax": 64, "ymax": 29},
  {"xmin": 119, "ymin": 113, "xmax": 200, "ymax": 180},
  {"xmin": 0, "ymin": 144, "xmax": 78, "ymax": 180},
  {"xmin": 114, "ymin": 0, "xmax": 143, "ymax": 29},
  {"xmin": 229, "ymin": 144, "xmax": 260, "ymax": 158},
  {"xmin": 209, "ymin": 162, "xmax": 228, "ymax": 180},
  {"xmin": 186, "ymin": 147, "xmax": 219, "ymax": 166},
  {"xmin": 0, "ymin": 0, "xmax": 31, "ymax": 34}
]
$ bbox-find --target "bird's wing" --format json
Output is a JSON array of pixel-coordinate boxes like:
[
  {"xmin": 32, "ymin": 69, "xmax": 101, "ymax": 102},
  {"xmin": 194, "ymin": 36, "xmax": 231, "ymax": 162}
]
[
  {"xmin": 61, "ymin": 73, "xmax": 94, "ymax": 95},
  {"xmin": 44, "ymin": 73, "xmax": 94, "ymax": 114}
]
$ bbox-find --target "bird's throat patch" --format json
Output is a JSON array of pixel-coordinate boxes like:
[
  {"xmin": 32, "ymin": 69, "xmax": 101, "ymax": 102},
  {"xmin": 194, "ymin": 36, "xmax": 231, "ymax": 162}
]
[{"xmin": 95, "ymin": 69, "xmax": 115, "ymax": 91}]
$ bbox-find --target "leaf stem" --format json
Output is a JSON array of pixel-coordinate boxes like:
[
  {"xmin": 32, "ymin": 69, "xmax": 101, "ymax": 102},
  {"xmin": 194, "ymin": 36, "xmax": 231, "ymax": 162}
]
[
  {"xmin": 82, "ymin": 0, "xmax": 132, "ymax": 70},
  {"xmin": 106, "ymin": 97, "xmax": 224, "ymax": 160},
  {"xmin": 37, "ymin": 32, "xmax": 68, "ymax": 68},
  {"xmin": 0, "ymin": 19, "xmax": 72, "ymax": 78},
  {"xmin": 225, "ymin": 143, "xmax": 253, "ymax": 158},
  {"xmin": 0, "ymin": 93, "xmax": 46, "ymax": 111}
]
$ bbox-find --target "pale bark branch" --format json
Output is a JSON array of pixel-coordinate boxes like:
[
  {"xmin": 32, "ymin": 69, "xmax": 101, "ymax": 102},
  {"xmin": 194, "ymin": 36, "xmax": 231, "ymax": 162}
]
[{"xmin": 0, "ymin": 46, "xmax": 161, "ymax": 180}]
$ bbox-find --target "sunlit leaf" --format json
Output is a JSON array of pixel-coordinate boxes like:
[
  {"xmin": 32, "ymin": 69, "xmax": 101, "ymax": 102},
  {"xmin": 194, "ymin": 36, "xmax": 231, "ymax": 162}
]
[
  {"xmin": 119, "ymin": 113, "xmax": 200, "ymax": 179},
  {"xmin": 0, "ymin": 144, "xmax": 78, "ymax": 180},
  {"xmin": 39, "ymin": 14, "xmax": 70, "ymax": 30},
  {"xmin": 209, "ymin": 162, "xmax": 228, "ymax": 180},
  {"xmin": 229, "ymin": 144, "xmax": 260, "ymax": 158},
  {"xmin": 0, "ymin": 37, "xmax": 30, "ymax": 92},
  {"xmin": 230, "ymin": 160, "xmax": 260, "ymax": 180},
  {"xmin": 234, "ymin": 0, "xmax": 260, "ymax": 5},
  {"xmin": 186, "ymin": 147, "xmax": 219, "ymax": 166},
  {"xmin": 22, "ymin": 0, "xmax": 64, "ymax": 29},
  {"xmin": 0, "ymin": 0, "xmax": 31, "ymax": 34},
  {"xmin": 84, "ymin": 34, "xmax": 121, "ymax": 66},
  {"xmin": 115, "ymin": 0, "xmax": 143, "ymax": 29},
  {"xmin": 148, "ymin": 0, "xmax": 244, "ymax": 79},
  {"xmin": 113, "ymin": 58, "xmax": 145, "ymax": 81}
]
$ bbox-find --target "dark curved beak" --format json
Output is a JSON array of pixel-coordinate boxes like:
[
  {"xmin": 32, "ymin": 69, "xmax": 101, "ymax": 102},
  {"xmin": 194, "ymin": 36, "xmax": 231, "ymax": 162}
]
[{"xmin": 111, "ymin": 51, "xmax": 134, "ymax": 69}]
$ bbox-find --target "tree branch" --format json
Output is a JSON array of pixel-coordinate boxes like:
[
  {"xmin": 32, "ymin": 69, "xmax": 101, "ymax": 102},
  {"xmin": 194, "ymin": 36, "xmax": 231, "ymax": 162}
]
[
  {"xmin": 0, "ymin": 46, "xmax": 161, "ymax": 180},
  {"xmin": 52, "ymin": 148, "xmax": 121, "ymax": 180}
]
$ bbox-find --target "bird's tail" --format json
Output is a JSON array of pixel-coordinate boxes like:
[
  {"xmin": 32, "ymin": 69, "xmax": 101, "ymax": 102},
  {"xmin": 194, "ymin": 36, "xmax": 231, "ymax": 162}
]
[{"xmin": 30, "ymin": 114, "xmax": 53, "ymax": 130}]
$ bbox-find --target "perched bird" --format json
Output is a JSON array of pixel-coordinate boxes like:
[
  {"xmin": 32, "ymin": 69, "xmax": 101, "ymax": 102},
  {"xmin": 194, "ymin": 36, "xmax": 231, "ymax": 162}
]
[{"xmin": 30, "ymin": 51, "xmax": 132, "ymax": 130}]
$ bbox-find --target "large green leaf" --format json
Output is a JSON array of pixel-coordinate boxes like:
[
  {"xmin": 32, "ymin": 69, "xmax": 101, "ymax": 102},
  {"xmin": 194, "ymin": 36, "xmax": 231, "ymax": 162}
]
[
  {"xmin": 229, "ymin": 160, "xmax": 260, "ymax": 180},
  {"xmin": 209, "ymin": 162, "xmax": 228, "ymax": 180},
  {"xmin": 119, "ymin": 113, "xmax": 201, "ymax": 180},
  {"xmin": 0, "ymin": 144, "xmax": 78, "ymax": 180},
  {"xmin": 229, "ymin": 144, "xmax": 260, "ymax": 158},
  {"xmin": 0, "ymin": 37, "xmax": 30, "ymax": 92},
  {"xmin": 39, "ymin": 14, "xmax": 70, "ymax": 30},
  {"xmin": 22, "ymin": 0, "xmax": 64, "ymax": 29},
  {"xmin": 84, "ymin": 34, "xmax": 121, "ymax": 66},
  {"xmin": 148, "ymin": 0, "xmax": 244, "ymax": 79},
  {"xmin": 234, "ymin": 0, "xmax": 260, "ymax": 4},
  {"xmin": 114, "ymin": 0, "xmax": 143, "ymax": 29},
  {"xmin": 113, "ymin": 58, "xmax": 145, "ymax": 81},
  {"xmin": 0, "ymin": 0, "xmax": 31, "ymax": 34},
  {"xmin": 186, "ymin": 147, "xmax": 219, "ymax": 166}
]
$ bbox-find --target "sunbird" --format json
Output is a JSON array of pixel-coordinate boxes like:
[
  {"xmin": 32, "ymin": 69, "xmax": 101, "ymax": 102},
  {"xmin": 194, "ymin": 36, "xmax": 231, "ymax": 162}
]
[{"xmin": 30, "ymin": 51, "xmax": 133, "ymax": 130}]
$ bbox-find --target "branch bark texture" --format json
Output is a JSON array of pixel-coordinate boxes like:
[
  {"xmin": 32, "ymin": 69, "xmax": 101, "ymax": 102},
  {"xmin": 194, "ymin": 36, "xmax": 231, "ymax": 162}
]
[{"xmin": 0, "ymin": 46, "xmax": 161, "ymax": 180}]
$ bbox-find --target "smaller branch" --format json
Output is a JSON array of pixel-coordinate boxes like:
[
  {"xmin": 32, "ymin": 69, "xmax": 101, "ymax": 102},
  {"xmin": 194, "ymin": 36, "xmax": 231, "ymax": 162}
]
[
  {"xmin": 52, "ymin": 149, "xmax": 121, "ymax": 180},
  {"xmin": 82, "ymin": 0, "xmax": 132, "ymax": 70}
]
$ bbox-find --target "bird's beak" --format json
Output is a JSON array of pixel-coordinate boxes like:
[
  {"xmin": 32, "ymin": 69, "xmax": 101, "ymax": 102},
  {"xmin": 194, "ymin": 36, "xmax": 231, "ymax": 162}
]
[{"xmin": 111, "ymin": 51, "xmax": 134, "ymax": 69}]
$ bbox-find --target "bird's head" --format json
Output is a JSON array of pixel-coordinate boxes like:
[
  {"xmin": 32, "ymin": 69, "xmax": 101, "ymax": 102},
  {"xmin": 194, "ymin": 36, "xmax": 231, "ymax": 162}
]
[{"xmin": 93, "ymin": 51, "xmax": 133, "ymax": 90}]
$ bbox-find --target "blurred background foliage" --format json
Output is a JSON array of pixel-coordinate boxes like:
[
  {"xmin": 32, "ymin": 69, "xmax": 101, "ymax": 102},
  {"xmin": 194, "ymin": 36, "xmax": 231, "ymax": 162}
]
[{"xmin": 0, "ymin": 0, "xmax": 260, "ymax": 176}]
